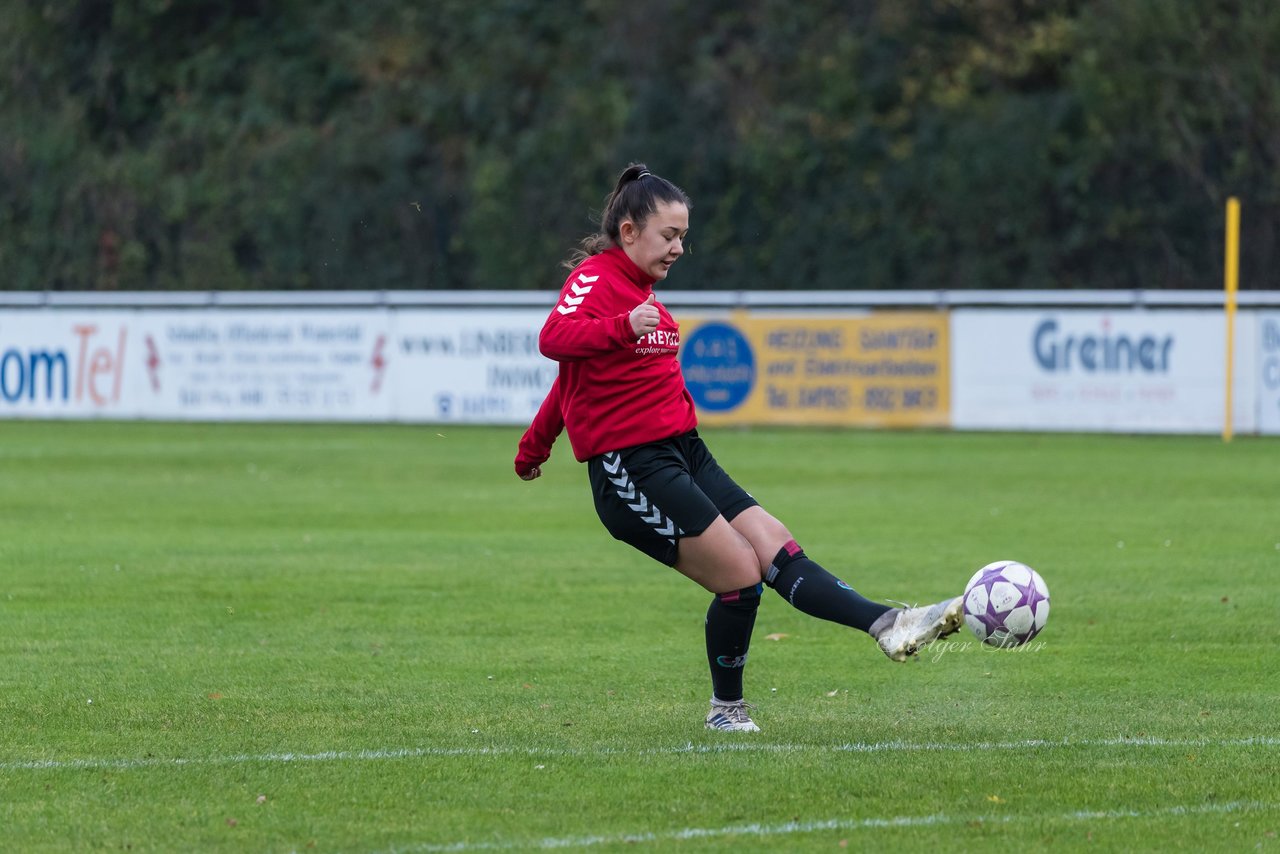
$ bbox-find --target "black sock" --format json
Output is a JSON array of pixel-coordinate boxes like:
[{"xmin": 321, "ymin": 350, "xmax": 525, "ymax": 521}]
[
  {"xmin": 704, "ymin": 584, "xmax": 760, "ymax": 703},
  {"xmin": 764, "ymin": 540, "xmax": 891, "ymax": 633}
]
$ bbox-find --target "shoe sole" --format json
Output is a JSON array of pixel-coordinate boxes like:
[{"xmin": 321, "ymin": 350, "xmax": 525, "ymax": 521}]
[
  {"xmin": 706, "ymin": 711, "xmax": 761, "ymax": 733},
  {"xmin": 900, "ymin": 597, "xmax": 964, "ymax": 659},
  {"xmin": 705, "ymin": 723, "xmax": 761, "ymax": 732}
]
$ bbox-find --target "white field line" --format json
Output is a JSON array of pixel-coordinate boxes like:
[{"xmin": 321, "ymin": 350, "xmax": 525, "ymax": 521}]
[
  {"xmin": 389, "ymin": 800, "xmax": 1277, "ymax": 853},
  {"xmin": 1, "ymin": 735, "xmax": 1277, "ymax": 773}
]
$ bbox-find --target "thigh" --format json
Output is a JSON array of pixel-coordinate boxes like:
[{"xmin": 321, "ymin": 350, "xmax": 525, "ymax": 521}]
[{"xmin": 674, "ymin": 515, "xmax": 765, "ymax": 593}]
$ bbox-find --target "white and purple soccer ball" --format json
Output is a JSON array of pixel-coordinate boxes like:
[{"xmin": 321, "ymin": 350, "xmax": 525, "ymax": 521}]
[{"xmin": 963, "ymin": 560, "xmax": 1050, "ymax": 648}]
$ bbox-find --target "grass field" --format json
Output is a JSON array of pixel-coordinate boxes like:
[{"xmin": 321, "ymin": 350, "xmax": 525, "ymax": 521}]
[{"xmin": 1, "ymin": 420, "xmax": 1277, "ymax": 852}]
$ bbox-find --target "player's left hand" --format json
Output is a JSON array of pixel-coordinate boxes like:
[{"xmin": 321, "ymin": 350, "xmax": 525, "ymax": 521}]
[
  {"xmin": 629, "ymin": 293, "xmax": 660, "ymax": 338},
  {"xmin": 519, "ymin": 465, "xmax": 542, "ymax": 481}
]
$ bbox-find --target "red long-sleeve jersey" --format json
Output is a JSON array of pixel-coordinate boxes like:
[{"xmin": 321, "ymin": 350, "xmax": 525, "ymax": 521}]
[{"xmin": 520, "ymin": 247, "xmax": 697, "ymax": 467}]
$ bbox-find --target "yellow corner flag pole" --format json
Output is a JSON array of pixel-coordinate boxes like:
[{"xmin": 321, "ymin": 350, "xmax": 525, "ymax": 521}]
[{"xmin": 1223, "ymin": 197, "xmax": 1240, "ymax": 443}]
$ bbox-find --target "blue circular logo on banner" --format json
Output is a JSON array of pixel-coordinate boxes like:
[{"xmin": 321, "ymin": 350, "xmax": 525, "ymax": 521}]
[{"xmin": 681, "ymin": 322, "xmax": 755, "ymax": 412}]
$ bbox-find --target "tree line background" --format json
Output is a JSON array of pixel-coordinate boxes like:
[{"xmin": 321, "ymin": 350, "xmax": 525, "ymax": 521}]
[{"xmin": 2, "ymin": 0, "xmax": 1277, "ymax": 292}]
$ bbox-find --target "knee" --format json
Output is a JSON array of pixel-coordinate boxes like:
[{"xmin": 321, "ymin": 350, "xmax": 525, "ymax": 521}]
[
  {"xmin": 730, "ymin": 507, "xmax": 790, "ymax": 558},
  {"xmin": 746, "ymin": 518, "xmax": 794, "ymax": 573},
  {"xmin": 724, "ymin": 535, "xmax": 766, "ymax": 587}
]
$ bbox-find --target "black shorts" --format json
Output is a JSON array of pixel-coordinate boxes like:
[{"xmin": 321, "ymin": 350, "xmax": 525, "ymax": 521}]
[{"xmin": 586, "ymin": 430, "xmax": 758, "ymax": 567}]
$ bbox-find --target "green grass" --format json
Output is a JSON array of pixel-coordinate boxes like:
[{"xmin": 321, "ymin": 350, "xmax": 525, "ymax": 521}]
[{"xmin": 1, "ymin": 421, "xmax": 1277, "ymax": 852}]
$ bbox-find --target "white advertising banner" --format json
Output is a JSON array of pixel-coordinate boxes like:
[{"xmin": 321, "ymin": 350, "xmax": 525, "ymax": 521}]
[
  {"xmin": 135, "ymin": 310, "xmax": 393, "ymax": 420},
  {"xmin": 952, "ymin": 309, "xmax": 1257, "ymax": 434},
  {"xmin": 1259, "ymin": 312, "xmax": 1280, "ymax": 434},
  {"xmin": 0, "ymin": 312, "xmax": 137, "ymax": 419},
  {"xmin": 389, "ymin": 309, "xmax": 555, "ymax": 424}
]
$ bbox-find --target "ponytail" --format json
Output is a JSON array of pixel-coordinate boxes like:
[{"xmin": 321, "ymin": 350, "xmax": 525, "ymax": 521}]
[{"xmin": 562, "ymin": 162, "xmax": 691, "ymax": 270}]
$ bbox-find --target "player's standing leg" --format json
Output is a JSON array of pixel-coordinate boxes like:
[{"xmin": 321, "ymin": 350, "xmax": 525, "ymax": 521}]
[{"xmin": 703, "ymin": 584, "xmax": 762, "ymax": 732}]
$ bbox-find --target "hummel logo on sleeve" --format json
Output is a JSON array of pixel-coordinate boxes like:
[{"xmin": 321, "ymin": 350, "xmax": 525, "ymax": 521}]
[{"xmin": 555, "ymin": 274, "xmax": 599, "ymax": 315}]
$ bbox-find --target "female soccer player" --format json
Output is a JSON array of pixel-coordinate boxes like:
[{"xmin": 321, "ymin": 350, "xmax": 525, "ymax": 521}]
[{"xmin": 515, "ymin": 163, "xmax": 961, "ymax": 732}]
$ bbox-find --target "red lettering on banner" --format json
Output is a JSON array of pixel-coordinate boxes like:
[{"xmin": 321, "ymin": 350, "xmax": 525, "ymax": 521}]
[{"xmin": 73, "ymin": 325, "xmax": 127, "ymax": 405}]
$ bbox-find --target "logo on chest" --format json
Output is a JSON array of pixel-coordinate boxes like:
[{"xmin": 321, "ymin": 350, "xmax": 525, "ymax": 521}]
[{"xmin": 635, "ymin": 328, "xmax": 680, "ymax": 355}]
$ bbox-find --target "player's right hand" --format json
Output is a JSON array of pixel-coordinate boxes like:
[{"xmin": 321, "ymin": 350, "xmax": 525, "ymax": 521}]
[
  {"xmin": 629, "ymin": 293, "xmax": 659, "ymax": 339},
  {"xmin": 518, "ymin": 465, "xmax": 542, "ymax": 481}
]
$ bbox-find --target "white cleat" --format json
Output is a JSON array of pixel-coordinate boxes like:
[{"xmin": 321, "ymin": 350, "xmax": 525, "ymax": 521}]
[
  {"xmin": 872, "ymin": 596, "xmax": 964, "ymax": 662},
  {"xmin": 705, "ymin": 699, "xmax": 761, "ymax": 732}
]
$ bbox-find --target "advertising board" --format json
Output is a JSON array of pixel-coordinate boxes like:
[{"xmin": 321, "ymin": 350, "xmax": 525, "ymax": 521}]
[
  {"xmin": 0, "ymin": 312, "xmax": 135, "ymax": 418},
  {"xmin": 3, "ymin": 301, "xmax": 1275, "ymax": 434},
  {"xmin": 678, "ymin": 311, "xmax": 950, "ymax": 428},
  {"xmin": 952, "ymin": 309, "xmax": 1257, "ymax": 433},
  {"xmin": 390, "ymin": 310, "xmax": 556, "ymax": 425},
  {"xmin": 135, "ymin": 310, "xmax": 392, "ymax": 420},
  {"xmin": 1259, "ymin": 313, "xmax": 1280, "ymax": 434}
]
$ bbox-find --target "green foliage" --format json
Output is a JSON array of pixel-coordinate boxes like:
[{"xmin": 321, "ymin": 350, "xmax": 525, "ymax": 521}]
[
  {"xmin": 1070, "ymin": 0, "xmax": 1280, "ymax": 290},
  {"xmin": 2, "ymin": 0, "xmax": 1277, "ymax": 290}
]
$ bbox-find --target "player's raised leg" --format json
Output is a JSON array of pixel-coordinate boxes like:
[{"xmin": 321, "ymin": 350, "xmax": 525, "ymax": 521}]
[{"xmin": 731, "ymin": 506, "xmax": 961, "ymax": 661}]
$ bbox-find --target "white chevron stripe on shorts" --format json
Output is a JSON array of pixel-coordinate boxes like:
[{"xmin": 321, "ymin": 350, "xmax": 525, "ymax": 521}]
[{"xmin": 602, "ymin": 452, "xmax": 682, "ymax": 543}]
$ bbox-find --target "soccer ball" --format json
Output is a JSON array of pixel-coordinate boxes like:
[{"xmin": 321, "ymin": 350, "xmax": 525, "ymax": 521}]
[{"xmin": 963, "ymin": 560, "xmax": 1050, "ymax": 648}]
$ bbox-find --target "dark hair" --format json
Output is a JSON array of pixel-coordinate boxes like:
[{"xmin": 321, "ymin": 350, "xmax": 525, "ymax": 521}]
[{"xmin": 562, "ymin": 162, "xmax": 691, "ymax": 269}]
